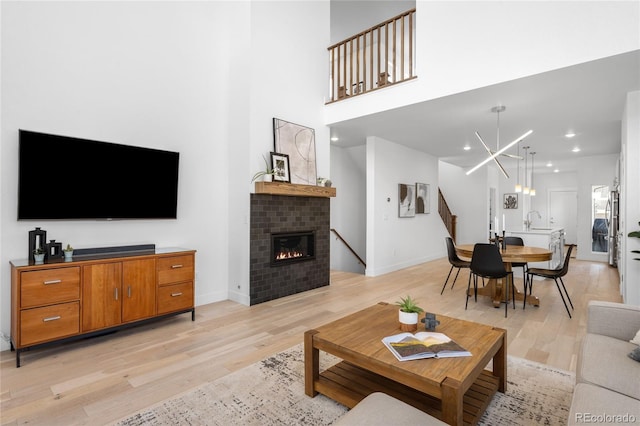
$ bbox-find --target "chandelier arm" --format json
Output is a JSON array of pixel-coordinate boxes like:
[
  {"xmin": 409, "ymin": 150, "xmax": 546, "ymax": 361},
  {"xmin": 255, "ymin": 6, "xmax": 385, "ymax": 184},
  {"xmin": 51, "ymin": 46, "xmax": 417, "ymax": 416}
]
[
  {"xmin": 475, "ymin": 132, "xmax": 510, "ymax": 179},
  {"xmin": 467, "ymin": 130, "xmax": 532, "ymax": 176}
]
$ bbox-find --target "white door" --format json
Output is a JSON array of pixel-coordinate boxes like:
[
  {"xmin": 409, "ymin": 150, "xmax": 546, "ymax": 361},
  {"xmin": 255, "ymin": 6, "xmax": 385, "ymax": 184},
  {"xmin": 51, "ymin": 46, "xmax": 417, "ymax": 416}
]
[{"xmin": 548, "ymin": 189, "xmax": 578, "ymax": 245}]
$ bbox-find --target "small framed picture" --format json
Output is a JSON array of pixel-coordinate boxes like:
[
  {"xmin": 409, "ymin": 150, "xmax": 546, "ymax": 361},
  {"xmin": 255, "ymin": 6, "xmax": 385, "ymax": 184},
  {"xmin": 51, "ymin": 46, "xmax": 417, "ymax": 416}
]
[
  {"xmin": 398, "ymin": 183, "xmax": 415, "ymax": 217},
  {"xmin": 504, "ymin": 193, "xmax": 518, "ymax": 209},
  {"xmin": 270, "ymin": 152, "xmax": 291, "ymax": 183},
  {"xmin": 415, "ymin": 183, "xmax": 430, "ymax": 214}
]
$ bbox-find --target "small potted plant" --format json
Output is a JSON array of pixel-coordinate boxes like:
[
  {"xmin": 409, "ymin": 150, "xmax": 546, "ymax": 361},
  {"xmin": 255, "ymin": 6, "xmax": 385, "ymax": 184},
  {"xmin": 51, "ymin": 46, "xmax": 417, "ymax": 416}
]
[
  {"xmin": 396, "ymin": 295, "xmax": 424, "ymax": 332},
  {"xmin": 33, "ymin": 247, "xmax": 45, "ymax": 263},
  {"xmin": 251, "ymin": 154, "xmax": 275, "ymax": 183},
  {"xmin": 63, "ymin": 244, "xmax": 74, "ymax": 260}
]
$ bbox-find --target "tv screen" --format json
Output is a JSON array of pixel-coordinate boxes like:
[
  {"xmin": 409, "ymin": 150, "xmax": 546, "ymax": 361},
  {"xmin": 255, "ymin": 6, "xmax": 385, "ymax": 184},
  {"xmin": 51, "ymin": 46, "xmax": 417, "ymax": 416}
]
[{"xmin": 18, "ymin": 130, "xmax": 180, "ymax": 220}]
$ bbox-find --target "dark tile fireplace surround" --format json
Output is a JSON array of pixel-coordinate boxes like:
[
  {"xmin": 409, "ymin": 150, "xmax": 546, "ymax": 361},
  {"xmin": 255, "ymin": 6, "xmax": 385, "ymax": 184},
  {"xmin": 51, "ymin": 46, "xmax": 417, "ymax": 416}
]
[{"xmin": 250, "ymin": 194, "xmax": 330, "ymax": 305}]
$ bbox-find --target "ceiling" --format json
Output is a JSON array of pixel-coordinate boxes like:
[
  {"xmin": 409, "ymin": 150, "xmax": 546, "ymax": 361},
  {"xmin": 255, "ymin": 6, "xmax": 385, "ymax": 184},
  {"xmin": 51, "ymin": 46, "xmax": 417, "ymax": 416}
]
[{"xmin": 328, "ymin": 50, "xmax": 640, "ymax": 176}]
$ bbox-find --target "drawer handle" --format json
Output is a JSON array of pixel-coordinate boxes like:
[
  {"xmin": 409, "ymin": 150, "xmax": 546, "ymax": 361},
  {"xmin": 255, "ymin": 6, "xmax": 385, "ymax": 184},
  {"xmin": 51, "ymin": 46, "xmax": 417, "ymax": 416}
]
[
  {"xmin": 43, "ymin": 316, "xmax": 61, "ymax": 322},
  {"xmin": 171, "ymin": 292, "xmax": 183, "ymax": 297},
  {"xmin": 171, "ymin": 264, "xmax": 183, "ymax": 269},
  {"xmin": 43, "ymin": 279, "xmax": 62, "ymax": 285}
]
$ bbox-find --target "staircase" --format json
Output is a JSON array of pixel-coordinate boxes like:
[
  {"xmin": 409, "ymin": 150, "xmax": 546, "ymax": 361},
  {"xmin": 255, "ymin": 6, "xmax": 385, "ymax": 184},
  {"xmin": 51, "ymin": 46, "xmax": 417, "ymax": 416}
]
[{"xmin": 438, "ymin": 188, "xmax": 457, "ymax": 243}]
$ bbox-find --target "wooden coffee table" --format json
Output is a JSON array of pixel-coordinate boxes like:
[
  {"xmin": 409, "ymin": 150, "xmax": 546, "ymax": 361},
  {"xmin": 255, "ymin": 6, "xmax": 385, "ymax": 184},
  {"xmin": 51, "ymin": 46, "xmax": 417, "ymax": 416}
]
[{"xmin": 304, "ymin": 302, "xmax": 506, "ymax": 426}]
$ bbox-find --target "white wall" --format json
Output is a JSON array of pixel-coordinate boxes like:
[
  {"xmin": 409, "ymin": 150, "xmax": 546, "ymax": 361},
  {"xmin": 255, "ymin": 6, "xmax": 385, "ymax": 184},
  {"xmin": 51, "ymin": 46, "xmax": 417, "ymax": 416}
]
[
  {"xmin": 365, "ymin": 137, "xmax": 448, "ymax": 276},
  {"xmin": 438, "ymin": 161, "xmax": 489, "ymax": 244},
  {"xmin": 330, "ymin": 145, "xmax": 366, "ymax": 274},
  {"xmin": 227, "ymin": 1, "xmax": 330, "ymax": 304},
  {"xmin": 0, "ymin": 1, "xmax": 330, "ymax": 349},
  {"xmin": 325, "ymin": 0, "xmax": 640, "ymax": 124},
  {"xmin": 621, "ymin": 91, "xmax": 640, "ymax": 305}
]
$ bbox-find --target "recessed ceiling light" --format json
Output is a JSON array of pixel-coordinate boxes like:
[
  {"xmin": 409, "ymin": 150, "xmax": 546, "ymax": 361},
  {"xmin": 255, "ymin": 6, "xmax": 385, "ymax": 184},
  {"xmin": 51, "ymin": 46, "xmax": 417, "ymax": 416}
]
[
  {"xmin": 546, "ymin": 162, "xmax": 552, "ymax": 167},
  {"xmin": 565, "ymin": 132, "xmax": 576, "ymax": 138},
  {"xmin": 330, "ymin": 137, "xmax": 339, "ymax": 142},
  {"xmin": 572, "ymin": 147, "xmax": 581, "ymax": 153},
  {"xmin": 554, "ymin": 169, "xmax": 559, "ymax": 173},
  {"xmin": 463, "ymin": 145, "xmax": 471, "ymax": 151}
]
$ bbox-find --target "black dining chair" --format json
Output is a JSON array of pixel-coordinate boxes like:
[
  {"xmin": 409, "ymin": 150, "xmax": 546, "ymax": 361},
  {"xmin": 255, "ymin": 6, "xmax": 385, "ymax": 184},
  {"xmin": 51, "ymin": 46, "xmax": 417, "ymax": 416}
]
[
  {"xmin": 526, "ymin": 244, "xmax": 575, "ymax": 318},
  {"xmin": 504, "ymin": 236, "xmax": 529, "ymax": 294},
  {"xmin": 441, "ymin": 237, "xmax": 471, "ymax": 295},
  {"xmin": 466, "ymin": 243, "xmax": 515, "ymax": 317}
]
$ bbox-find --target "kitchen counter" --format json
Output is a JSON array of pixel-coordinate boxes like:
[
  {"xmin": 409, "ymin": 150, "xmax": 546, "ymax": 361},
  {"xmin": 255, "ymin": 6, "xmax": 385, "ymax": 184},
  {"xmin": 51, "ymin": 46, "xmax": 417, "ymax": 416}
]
[
  {"xmin": 507, "ymin": 227, "xmax": 564, "ymax": 235},
  {"xmin": 507, "ymin": 228, "xmax": 565, "ymax": 269}
]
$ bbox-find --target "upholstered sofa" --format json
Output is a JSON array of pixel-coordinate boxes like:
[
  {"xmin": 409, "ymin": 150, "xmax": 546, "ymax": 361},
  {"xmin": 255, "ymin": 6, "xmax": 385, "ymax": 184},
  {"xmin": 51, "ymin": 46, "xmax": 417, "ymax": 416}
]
[
  {"xmin": 333, "ymin": 392, "xmax": 447, "ymax": 425},
  {"xmin": 568, "ymin": 301, "xmax": 640, "ymax": 425}
]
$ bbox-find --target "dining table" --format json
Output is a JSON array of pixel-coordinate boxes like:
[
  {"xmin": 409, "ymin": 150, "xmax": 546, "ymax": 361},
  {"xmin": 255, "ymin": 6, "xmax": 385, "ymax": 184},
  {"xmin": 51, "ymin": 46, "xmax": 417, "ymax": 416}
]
[{"xmin": 455, "ymin": 243, "xmax": 552, "ymax": 308}]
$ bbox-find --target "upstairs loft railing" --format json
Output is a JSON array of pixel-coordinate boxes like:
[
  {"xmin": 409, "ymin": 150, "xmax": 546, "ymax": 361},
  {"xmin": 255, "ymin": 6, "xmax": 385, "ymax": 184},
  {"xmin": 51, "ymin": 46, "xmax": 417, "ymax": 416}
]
[
  {"xmin": 438, "ymin": 188, "xmax": 457, "ymax": 243},
  {"xmin": 327, "ymin": 8, "xmax": 416, "ymax": 103}
]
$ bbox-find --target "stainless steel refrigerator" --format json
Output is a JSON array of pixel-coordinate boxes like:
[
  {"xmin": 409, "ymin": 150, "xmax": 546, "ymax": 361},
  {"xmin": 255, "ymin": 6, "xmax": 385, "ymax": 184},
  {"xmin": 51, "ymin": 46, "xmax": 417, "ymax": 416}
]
[{"xmin": 607, "ymin": 190, "xmax": 620, "ymax": 267}]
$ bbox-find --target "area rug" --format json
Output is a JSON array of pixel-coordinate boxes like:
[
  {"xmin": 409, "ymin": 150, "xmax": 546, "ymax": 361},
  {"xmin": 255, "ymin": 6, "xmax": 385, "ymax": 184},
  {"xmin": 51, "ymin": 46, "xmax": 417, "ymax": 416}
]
[{"xmin": 114, "ymin": 344, "xmax": 574, "ymax": 426}]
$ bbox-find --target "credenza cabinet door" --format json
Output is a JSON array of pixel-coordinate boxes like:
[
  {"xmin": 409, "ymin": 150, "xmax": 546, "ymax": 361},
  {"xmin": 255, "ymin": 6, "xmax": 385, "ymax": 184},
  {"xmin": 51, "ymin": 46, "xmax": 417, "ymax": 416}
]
[
  {"xmin": 82, "ymin": 262, "xmax": 123, "ymax": 332},
  {"xmin": 122, "ymin": 259, "xmax": 156, "ymax": 323}
]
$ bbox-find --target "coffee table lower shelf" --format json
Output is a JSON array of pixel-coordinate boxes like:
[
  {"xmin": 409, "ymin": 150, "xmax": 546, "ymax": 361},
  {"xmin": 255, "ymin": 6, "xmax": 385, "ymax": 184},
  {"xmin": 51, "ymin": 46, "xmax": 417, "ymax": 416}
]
[{"xmin": 315, "ymin": 361, "xmax": 500, "ymax": 426}]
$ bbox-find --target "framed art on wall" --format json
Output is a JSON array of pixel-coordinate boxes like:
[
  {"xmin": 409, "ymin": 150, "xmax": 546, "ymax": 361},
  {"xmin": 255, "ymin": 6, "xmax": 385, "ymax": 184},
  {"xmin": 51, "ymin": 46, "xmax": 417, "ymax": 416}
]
[
  {"xmin": 398, "ymin": 183, "xmax": 415, "ymax": 217},
  {"xmin": 270, "ymin": 152, "xmax": 291, "ymax": 183},
  {"xmin": 273, "ymin": 118, "xmax": 317, "ymax": 185},
  {"xmin": 504, "ymin": 193, "xmax": 518, "ymax": 209},
  {"xmin": 416, "ymin": 183, "xmax": 430, "ymax": 214}
]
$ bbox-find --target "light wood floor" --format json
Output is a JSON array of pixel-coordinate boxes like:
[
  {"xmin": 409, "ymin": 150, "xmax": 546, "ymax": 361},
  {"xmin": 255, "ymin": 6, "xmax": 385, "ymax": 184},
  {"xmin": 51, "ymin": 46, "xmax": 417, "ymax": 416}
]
[{"xmin": 0, "ymin": 251, "xmax": 622, "ymax": 425}]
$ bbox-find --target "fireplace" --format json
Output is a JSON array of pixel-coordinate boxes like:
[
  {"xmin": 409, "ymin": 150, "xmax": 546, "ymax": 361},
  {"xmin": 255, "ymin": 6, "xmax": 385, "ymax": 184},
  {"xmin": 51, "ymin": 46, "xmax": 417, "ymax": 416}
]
[
  {"xmin": 250, "ymin": 194, "xmax": 330, "ymax": 305},
  {"xmin": 271, "ymin": 231, "xmax": 315, "ymax": 266}
]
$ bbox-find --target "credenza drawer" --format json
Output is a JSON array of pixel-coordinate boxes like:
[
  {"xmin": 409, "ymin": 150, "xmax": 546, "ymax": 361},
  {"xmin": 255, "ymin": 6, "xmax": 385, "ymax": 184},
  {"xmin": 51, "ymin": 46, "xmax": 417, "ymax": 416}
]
[
  {"xmin": 158, "ymin": 282, "xmax": 193, "ymax": 315},
  {"xmin": 21, "ymin": 268, "xmax": 81, "ymax": 308},
  {"xmin": 20, "ymin": 302, "xmax": 80, "ymax": 346},
  {"xmin": 157, "ymin": 255, "xmax": 194, "ymax": 285}
]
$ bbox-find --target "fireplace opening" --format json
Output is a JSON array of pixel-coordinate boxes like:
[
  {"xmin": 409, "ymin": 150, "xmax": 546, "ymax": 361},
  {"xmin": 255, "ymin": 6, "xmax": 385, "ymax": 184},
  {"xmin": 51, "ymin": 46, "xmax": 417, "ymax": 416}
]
[{"xmin": 271, "ymin": 231, "xmax": 315, "ymax": 266}]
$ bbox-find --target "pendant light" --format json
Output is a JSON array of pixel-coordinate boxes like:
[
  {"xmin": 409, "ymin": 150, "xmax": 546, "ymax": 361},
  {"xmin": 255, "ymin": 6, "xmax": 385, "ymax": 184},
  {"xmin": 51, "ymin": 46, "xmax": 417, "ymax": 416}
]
[
  {"xmin": 530, "ymin": 151, "xmax": 536, "ymax": 196},
  {"xmin": 515, "ymin": 143, "xmax": 522, "ymax": 193},
  {"xmin": 522, "ymin": 146, "xmax": 530, "ymax": 195}
]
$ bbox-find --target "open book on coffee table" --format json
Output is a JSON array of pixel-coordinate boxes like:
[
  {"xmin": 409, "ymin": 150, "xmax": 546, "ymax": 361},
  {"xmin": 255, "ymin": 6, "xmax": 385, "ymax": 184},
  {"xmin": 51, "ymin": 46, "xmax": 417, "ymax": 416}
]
[{"xmin": 382, "ymin": 332, "xmax": 472, "ymax": 361}]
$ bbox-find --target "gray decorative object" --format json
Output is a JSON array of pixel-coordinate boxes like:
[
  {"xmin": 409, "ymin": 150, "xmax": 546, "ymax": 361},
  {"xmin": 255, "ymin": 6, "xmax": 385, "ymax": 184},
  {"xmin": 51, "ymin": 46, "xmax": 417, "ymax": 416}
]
[
  {"xmin": 273, "ymin": 118, "xmax": 317, "ymax": 185},
  {"xmin": 421, "ymin": 312, "xmax": 440, "ymax": 331}
]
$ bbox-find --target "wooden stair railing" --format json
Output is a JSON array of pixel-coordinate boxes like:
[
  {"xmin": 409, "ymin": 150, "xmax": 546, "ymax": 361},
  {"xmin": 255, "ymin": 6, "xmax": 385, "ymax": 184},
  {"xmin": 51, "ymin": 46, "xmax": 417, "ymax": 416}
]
[
  {"xmin": 438, "ymin": 188, "xmax": 457, "ymax": 243},
  {"xmin": 327, "ymin": 8, "xmax": 416, "ymax": 103},
  {"xmin": 330, "ymin": 228, "xmax": 366, "ymax": 268}
]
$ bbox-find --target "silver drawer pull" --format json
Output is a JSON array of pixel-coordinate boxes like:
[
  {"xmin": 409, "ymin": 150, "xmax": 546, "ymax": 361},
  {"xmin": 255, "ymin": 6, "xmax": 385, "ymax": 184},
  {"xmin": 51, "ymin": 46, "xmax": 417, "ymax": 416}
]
[
  {"xmin": 171, "ymin": 292, "xmax": 183, "ymax": 297},
  {"xmin": 171, "ymin": 264, "xmax": 183, "ymax": 269},
  {"xmin": 43, "ymin": 316, "xmax": 61, "ymax": 322},
  {"xmin": 43, "ymin": 279, "xmax": 62, "ymax": 285}
]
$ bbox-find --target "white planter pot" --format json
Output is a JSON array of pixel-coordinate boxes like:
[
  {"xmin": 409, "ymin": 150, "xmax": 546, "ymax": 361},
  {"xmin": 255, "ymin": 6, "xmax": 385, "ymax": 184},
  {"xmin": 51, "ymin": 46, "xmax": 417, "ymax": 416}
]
[{"xmin": 399, "ymin": 310, "xmax": 419, "ymax": 332}]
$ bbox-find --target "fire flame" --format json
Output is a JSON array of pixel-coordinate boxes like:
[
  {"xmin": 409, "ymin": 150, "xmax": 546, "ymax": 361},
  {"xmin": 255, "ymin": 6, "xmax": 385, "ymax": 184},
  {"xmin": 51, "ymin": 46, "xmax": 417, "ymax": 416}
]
[{"xmin": 275, "ymin": 250, "xmax": 304, "ymax": 260}]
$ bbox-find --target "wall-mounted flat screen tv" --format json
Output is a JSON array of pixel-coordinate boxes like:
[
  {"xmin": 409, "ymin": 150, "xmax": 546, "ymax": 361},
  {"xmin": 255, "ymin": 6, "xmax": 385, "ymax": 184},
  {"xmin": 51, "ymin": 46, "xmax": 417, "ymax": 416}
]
[{"xmin": 18, "ymin": 130, "xmax": 180, "ymax": 220}]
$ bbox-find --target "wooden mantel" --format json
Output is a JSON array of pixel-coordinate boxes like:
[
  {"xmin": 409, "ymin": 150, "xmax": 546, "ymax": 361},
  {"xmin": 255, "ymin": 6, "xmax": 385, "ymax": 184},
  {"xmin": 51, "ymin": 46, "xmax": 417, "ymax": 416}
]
[{"xmin": 254, "ymin": 181, "xmax": 336, "ymax": 198}]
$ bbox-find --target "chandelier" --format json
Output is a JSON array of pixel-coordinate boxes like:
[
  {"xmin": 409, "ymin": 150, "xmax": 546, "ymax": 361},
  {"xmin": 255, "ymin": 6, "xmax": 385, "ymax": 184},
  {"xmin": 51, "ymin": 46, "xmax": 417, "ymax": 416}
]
[{"xmin": 466, "ymin": 106, "xmax": 532, "ymax": 177}]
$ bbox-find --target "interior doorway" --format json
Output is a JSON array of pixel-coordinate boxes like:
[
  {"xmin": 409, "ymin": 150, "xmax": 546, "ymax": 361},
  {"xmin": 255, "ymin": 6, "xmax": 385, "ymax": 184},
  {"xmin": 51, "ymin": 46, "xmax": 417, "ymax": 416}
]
[{"xmin": 548, "ymin": 188, "xmax": 578, "ymax": 245}]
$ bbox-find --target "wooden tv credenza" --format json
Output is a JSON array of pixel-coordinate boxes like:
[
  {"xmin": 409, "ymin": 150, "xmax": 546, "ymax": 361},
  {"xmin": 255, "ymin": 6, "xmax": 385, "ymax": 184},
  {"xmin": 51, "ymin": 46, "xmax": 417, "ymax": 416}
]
[{"xmin": 10, "ymin": 246, "xmax": 196, "ymax": 367}]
